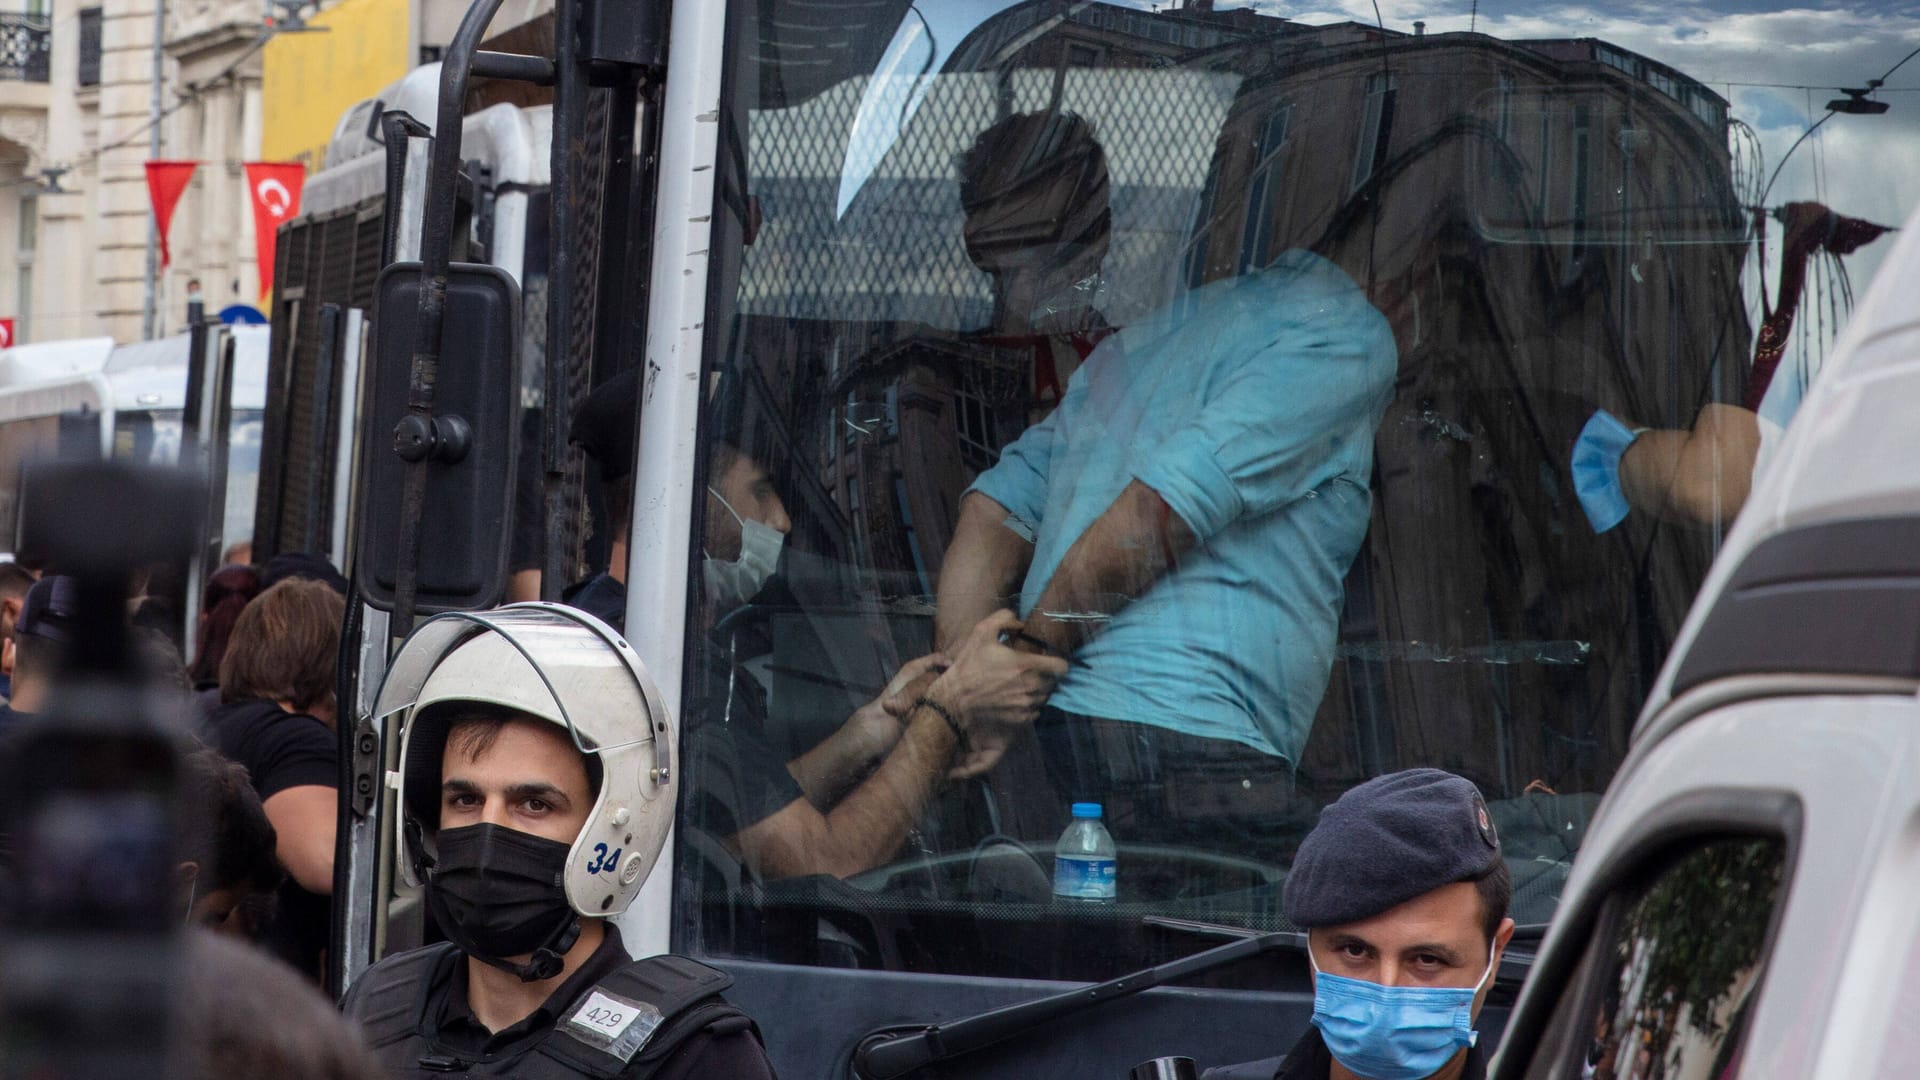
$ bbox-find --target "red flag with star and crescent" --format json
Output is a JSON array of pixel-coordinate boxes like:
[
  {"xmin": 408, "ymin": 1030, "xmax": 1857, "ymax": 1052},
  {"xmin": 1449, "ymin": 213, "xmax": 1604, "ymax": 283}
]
[{"xmin": 244, "ymin": 162, "xmax": 306, "ymax": 302}]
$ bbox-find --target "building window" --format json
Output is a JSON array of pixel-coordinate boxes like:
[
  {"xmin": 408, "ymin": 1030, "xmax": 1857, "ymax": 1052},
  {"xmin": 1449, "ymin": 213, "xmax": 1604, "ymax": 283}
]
[
  {"xmin": 76, "ymin": 7, "xmax": 101, "ymax": 87},
  {"xmin": 1536, "ymin": 112, "xmax": 1553, "ymax": 217},
  {"xmin": 1240, "ymin": 104, "xmax": 1294, "ymax": 272},
  {"xmin": 954, "ymin": 391, "xmax": 997, "ymax": 470},
  {"xmin": 1068, "ymin": 43, "xmax": 1099, "ymax": 67},
  {"xmin": 1689, "ymin": 90, "xmax": 1723, "ymax": 130},
  {"xmin": 1571, "ymin": 104, "xmax": 1591, "ymax": 251},
  {"xmin": 1184, "ymin": 170, "xmax": 1219, "ymax": 291},
  {"xmin": 843, "ymin": 473, "xmax": 864, "ymax": 563},
  {"xmin": 15, "ymin": 195, "xmax": 33, "ymax": 343},
  {"xmin": 1351, "ymin": 72, "xmax": 1397, "ymax": 193},
  {"xmin": 1496, "ymin": 71, "xmax": 1515, "ymax": 141},
  {"xmin": 894, "ymin": 475, "xmax": 930, "ymax": 595}
]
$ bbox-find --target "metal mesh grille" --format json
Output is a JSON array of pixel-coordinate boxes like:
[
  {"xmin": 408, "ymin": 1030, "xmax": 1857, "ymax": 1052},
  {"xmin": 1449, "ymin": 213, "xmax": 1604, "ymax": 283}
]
[
  {"xmin": 0, "ymin": 14, "xmax": 49, "ymax": 83},
  {"xmin": 261, "ymin": 205, "xmax": 384, "ymax": 559},
  {"xmin": 739, "ymin": 67, "xmax": 1233, "ymax": 330},
  {"xmin": 546, "ymin": 87, "xmax": 614, "ymax": 586}
]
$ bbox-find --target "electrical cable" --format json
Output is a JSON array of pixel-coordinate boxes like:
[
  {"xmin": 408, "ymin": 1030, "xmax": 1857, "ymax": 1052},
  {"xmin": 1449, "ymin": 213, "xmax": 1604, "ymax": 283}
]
[{"xmin": 1759, "ymin": 41, "xmax": 1920, "ymax": 207}]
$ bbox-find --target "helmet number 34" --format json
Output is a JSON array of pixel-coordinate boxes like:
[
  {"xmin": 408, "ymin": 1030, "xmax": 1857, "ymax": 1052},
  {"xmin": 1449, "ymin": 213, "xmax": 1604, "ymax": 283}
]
[{"xmin": 585, "ymin": 843, "xmax": 624, "ymax": 876}]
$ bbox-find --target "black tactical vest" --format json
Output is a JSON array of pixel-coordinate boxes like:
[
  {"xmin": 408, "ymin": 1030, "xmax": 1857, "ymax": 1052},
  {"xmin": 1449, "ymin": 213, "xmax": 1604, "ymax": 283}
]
[{"xmin": 344, "ymin": 943, "xmax": 761, "ymax": 1079}]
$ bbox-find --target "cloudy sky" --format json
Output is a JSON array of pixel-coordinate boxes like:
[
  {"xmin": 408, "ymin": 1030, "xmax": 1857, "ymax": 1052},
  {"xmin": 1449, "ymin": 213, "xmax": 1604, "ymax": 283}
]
[{"xmin": 1188, "ymin": 0, "xmax": 1920, "ymax": 402}]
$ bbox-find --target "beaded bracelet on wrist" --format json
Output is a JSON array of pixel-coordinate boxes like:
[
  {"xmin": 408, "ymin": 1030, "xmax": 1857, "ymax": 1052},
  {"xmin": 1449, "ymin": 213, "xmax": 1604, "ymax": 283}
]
[{"xmin": 913, "ymin": 696, "xmax": 969, "ymax": 750}]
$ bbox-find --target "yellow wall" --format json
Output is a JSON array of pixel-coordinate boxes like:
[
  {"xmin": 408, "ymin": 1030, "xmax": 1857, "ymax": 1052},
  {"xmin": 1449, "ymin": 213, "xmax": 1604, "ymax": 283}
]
[{"xmin": 262, "ymin": 0, "xmax": 412, "ymax": 170}]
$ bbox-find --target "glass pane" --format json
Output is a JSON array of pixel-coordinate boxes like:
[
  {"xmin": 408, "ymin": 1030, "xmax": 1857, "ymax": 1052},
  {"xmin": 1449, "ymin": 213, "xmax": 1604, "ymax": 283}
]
[
  {"xmin": 1552, "ymin": 838, "xmax": 1785, "ymax": 1079},
  {"xmin": 673, "ymin": 0, "xmax": 1908, "ymax": 984},
  {"xmin": 110, "ymin": 410, "xmax": 182, "ymax": 467},
  {"xmin": 0, "ymin": 415, "xmax": 59, "ymax": 546},
  {"xmin": 223, "ymin": 410, "xmax": 264, "ymax": 549}
]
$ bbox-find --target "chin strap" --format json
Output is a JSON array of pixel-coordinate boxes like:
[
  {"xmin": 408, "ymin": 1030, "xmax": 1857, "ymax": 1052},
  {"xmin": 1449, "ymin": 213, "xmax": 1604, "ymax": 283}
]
[{"xmin": 475, "ymin": 915, "xmax": 583, "ymax": 983}]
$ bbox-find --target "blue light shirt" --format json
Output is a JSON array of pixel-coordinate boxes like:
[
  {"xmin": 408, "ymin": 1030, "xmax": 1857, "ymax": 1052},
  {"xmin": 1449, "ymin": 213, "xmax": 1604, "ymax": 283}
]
[{"xmin": 968, "ymin": 250, "xmax": 1396, "ymax": 761}]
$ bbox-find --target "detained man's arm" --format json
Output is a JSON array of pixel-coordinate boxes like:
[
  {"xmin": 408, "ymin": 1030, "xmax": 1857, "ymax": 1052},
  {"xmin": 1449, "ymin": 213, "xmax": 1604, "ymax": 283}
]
[
  {"xmin": 940, "ymin": 482, "xmax": 1194, "ymax": 780},
  {"xmin": 933, "ymin": 492, "xmax": 1036, "ymax": 653},
  {"xmin": 732, "ymin": 612, "xmax": 1066, "ymax": 879},
  {"xmin": 784, "ymin": 653, "xmax": 948, "ymax": 808},
  {"xmin": 1619, "ymin": 403, "xmax": 1762, "ymax": 525},
  {"xmin": 1019, "ymin": 479, "xmax": 1196, "ymax": 658},
  {"xmin": 261, "ymin": 785, "xmax": 337, "ymax": 895}
]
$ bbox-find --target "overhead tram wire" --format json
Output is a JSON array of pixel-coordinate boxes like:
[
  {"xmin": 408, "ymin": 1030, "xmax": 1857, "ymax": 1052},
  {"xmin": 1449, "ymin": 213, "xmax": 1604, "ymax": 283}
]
[{"xmin": 1759, "ymin": 41, "xmax": 1920, "ymax": 208}]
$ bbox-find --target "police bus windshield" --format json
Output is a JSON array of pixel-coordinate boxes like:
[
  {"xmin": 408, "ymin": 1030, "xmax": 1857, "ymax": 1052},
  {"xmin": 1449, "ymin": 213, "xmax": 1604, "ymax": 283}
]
[{"xmin": 672, "ymin": 0, "xmax": 1914, "ymax": 984}]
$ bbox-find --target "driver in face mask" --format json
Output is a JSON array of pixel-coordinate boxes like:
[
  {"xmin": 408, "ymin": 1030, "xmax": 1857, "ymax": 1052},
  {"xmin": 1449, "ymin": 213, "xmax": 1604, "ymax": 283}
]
[
  {"xmin": 566, "ymin": 368, "xmax": 1068, "ymax": 883},
  {"xmin": 1209, "ymin": 769, "xmax": 1514, "ymax": 1080},
  {"xmin": 700, "ymin": 443, "xmax": 792, "ymax": 611}
]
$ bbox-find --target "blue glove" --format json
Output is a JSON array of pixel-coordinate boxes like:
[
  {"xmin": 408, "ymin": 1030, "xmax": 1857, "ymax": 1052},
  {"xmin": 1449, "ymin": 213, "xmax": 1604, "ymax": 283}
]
[{"xmin": 1572, "ymin": 409, "xmax": 1641, "ymax": 534}]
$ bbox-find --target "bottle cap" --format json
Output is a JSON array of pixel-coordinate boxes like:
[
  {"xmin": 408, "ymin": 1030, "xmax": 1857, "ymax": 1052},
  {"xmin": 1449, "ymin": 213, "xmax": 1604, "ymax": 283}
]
[{"xmin": 1071, "ymin": 802, "xmax": 1103, "ymax": 819}]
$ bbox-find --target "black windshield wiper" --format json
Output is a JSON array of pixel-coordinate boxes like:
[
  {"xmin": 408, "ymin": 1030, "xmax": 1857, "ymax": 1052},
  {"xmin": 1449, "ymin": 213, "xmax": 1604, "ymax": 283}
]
[{"xmin": 851, "ymin": 921, "xmax": 1306, "ymax": 1080}]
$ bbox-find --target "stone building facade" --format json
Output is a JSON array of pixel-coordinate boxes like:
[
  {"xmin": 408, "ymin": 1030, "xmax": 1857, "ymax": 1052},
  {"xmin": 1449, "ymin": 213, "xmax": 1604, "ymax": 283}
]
[{"xmin": 0, "ymin": 0, "xmax": 261, "ymax": 344}]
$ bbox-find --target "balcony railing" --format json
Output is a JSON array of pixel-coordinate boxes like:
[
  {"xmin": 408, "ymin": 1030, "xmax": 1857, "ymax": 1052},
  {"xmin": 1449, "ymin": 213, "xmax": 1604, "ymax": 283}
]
[{"xmin": 0, "ymin": 12, "xmax": 49, "ymax": 83}]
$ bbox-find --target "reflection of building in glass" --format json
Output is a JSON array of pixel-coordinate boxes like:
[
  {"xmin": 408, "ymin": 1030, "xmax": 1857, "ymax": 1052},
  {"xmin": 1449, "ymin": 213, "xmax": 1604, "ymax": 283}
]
[
  {"xmin": 1181, "ymin": 20, "xmax": 1750, "ymax": 802},
  {"xmin": 724, "ymin": 1, "xmax": 1751, "ymax": 810}
]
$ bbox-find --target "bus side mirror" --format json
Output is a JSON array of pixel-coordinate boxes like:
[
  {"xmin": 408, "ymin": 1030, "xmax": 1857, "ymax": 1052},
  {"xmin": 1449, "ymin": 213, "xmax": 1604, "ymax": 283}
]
[{"xmin": 354, "ymin": 262, "xmax": 520, "ymax": 615}]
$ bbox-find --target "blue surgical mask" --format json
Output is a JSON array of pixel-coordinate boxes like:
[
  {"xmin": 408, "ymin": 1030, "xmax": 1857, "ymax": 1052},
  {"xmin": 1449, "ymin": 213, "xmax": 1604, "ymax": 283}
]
[
  {"xmin": 1308, "ymin": 942, "xmax": 1496, "ymax": 1080},
  {"xmin": 1571, "ymin": 408, "xmax": 1641, "ymax": 534}
]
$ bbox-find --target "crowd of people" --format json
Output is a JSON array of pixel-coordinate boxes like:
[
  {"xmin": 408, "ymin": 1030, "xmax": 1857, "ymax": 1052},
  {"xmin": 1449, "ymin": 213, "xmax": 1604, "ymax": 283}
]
[{"xmin": 0, "ymin": 546, "xmax": 389, "ymax": 1074}]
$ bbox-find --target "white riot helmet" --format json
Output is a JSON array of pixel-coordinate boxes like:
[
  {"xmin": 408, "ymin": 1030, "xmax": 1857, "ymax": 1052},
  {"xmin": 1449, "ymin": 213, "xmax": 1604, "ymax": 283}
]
[{"xmin": 376, "ymin": 604, "xmax": 673, "ymax": 922}]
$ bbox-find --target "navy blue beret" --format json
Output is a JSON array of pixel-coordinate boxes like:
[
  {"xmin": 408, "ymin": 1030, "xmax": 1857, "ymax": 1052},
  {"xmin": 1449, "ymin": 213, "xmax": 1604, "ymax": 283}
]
[{"xmin": 1283, "ymin": 768, "xmax": 1501, "ymax": 929}]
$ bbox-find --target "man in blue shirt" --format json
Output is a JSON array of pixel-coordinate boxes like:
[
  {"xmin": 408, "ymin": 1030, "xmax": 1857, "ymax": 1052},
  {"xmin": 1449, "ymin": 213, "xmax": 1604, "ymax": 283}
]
[{"xmin": 935, "ymin": 250, "xmax": 1396, "ymax": 838}]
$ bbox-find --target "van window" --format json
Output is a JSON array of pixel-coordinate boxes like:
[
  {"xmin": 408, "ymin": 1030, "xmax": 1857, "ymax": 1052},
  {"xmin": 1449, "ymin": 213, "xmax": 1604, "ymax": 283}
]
[
  {"xmin": 111, "ymin": 409, "xmax": 182, "ymax": 466},
  {"xmin": 1540, "ymin": 838, "xmax": 1785, "ymax": 1079}
]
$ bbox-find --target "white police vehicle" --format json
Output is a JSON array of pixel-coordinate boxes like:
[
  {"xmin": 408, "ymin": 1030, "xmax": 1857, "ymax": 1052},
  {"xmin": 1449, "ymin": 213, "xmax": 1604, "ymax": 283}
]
[{"xmin": 1489, "ymin": 181, "xmax": 1920, "ymax": 1080}]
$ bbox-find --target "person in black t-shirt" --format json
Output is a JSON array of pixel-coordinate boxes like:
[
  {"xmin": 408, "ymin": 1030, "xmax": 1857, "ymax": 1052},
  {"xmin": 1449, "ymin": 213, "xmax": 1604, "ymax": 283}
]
[{"xmin": 203, "ymin": 578, "xmax": 345, "ymax": 979}]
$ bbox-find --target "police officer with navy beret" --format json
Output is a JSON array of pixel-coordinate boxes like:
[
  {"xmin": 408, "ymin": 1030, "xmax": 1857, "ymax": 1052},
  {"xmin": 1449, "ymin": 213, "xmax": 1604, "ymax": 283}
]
[{"xmin": 1208, "ymin": 768, "xmax": 1514, "ymax": 1080}]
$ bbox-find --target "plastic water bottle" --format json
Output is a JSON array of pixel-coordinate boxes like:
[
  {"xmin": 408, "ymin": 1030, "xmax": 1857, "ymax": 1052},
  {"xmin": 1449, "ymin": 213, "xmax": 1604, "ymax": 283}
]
[{"xmin": 1053, "ymin": 802, "xmax": 1117, "ymax": 902}]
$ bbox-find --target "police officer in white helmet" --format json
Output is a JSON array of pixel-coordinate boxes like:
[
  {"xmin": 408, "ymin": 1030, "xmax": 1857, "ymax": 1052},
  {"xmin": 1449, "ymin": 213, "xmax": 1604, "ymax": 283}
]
[{"xmin": 342, "ymin": 605, "xmax": 777, "ymax": 1078}]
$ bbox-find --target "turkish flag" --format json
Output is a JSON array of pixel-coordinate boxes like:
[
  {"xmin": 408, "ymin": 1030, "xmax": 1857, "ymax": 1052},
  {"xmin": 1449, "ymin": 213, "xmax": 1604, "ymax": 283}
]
[
  {"xmin": 244, "ymin": 162, "xmax": 306, "ymax": 301},
  {"xmin": 0, "ymin": 319, "xmax": 14, "ymax": 348},
  {"xmin": 144, "ymin": 160, "xmax": 198, "ymax": 269}
]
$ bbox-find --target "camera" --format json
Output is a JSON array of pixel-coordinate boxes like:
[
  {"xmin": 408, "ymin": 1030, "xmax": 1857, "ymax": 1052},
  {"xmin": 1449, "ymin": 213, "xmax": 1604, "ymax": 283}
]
[{"xmin": 0, "ymin": 460, "xmax": 204, "ymax": 1079}]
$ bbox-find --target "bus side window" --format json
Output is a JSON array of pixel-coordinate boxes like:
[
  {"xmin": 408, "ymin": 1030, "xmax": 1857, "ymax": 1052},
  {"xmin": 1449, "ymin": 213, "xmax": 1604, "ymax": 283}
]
[{"xmin": 0, "ymin": 416, "xmax": 62, "ymax": 547}]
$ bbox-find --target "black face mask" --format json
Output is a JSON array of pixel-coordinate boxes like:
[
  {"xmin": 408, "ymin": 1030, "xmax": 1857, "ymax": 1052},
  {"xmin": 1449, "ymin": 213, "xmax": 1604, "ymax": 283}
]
[{"xmin": 425, "ymin": 823, "xmax": 581, "ymax": 982}]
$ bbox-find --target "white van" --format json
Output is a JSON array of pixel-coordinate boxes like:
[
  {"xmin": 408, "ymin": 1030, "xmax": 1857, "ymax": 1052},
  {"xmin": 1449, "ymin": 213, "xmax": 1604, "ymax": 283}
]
[
  {"xmin": 1490, "ymin": 184, "xmax": 1920, "ymax": 1078},
  {"xmin": 0, "ymin": 326, "xmax": 269, "ymax": 555}
]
